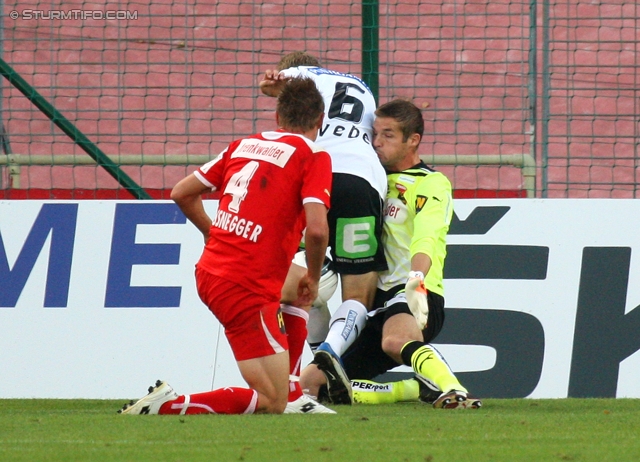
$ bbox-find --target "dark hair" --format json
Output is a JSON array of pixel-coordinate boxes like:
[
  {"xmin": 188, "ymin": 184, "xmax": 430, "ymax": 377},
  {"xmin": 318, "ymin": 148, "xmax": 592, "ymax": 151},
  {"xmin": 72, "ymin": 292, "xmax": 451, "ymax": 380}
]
[
  {"xmin": 277, "ymin": 77, "xmax": 325, "ymax": 131},
  {"xmin": 375, "ymin": 99, "xmax": 424, "ymax": 142},
  {"xmin": 277, "ymin": 51, "xmax": 321, "ymax": 71}
]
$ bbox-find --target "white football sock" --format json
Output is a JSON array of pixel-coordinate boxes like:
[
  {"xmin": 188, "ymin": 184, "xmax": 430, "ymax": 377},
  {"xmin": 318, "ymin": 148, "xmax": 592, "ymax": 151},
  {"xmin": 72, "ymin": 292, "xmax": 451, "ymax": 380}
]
[{"xmin": 323, "ymin": 300, "xmax": 367, "ymax": 357}]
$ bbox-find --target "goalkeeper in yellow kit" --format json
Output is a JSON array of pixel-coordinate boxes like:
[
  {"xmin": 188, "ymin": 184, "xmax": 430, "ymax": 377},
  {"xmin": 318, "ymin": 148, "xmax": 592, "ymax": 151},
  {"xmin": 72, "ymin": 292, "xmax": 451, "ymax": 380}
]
[{"xmin": 300, "ymin": 99, "xmax": 481, "ymax": 409}]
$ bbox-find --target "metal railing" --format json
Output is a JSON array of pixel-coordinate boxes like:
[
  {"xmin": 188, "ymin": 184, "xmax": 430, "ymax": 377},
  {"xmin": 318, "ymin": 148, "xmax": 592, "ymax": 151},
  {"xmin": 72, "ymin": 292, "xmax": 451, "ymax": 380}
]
[{"xmin": 0, "ymin": 153, "xmax": 536, "ymax": 198}]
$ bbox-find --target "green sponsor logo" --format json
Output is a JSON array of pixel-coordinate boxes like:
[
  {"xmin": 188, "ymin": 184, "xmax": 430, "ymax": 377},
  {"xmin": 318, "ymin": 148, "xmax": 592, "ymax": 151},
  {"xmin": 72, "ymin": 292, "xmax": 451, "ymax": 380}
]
[{"xmin": 336, "ymin": 216, "xmax": 377, "ymax": 259}]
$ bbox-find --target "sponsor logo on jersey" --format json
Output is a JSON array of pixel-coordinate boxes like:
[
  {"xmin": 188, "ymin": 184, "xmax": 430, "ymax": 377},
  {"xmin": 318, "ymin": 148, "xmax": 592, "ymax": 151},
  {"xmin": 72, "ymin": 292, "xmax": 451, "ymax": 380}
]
[
  {"xmin": 384, "ymin": 197, "xmax": 408, "ymax": 223},
  {"xmin": 232, "ymin": 139, "xmax": 295, "ymax": 167},
  {"xmin": 395, "ymin": 183, "xmax": 407, "ymax": 204},
  {"xmin": 415, "ymin": 195, "xmax": 428, "ymax": 213},
  {"xmin": 385, "ymin": 201, "xmax": 401, "ymax": 219},
  {"xmin": 398, "ymin": 175, "xmax": 417, "ymax": 184}
]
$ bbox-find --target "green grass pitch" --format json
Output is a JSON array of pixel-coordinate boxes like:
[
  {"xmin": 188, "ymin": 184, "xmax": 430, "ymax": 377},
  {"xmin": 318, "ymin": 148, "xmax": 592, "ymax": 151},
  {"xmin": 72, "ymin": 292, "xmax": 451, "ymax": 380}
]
[{"xmin": 1, "ymin": 398, "xmax": 639, "ymax": 461}]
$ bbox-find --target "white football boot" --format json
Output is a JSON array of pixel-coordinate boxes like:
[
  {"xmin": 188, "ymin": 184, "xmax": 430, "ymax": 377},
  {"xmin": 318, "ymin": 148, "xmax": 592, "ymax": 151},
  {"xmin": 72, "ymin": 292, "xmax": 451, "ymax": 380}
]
[
  {"xmin": 285, "ymin": 394, "xmax": 337, "ymax": 414},
  {"xmin": 118, "ymin": 380, "xmax": 179, "ymax": 415}
]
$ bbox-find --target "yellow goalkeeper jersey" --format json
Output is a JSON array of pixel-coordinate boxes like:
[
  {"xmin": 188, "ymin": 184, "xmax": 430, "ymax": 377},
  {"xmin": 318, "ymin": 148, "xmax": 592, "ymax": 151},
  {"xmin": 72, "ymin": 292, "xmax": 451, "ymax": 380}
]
[{"xmin": 377, "ymin": 162, "xmax": 453, "ymax": 296}]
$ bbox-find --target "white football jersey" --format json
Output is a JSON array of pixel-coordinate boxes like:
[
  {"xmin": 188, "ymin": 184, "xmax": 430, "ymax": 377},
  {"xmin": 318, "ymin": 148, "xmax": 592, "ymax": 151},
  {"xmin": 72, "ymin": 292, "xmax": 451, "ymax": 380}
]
[{"xmin": 279, "ymin": 66, "xmax": 387, "ymax": 199}]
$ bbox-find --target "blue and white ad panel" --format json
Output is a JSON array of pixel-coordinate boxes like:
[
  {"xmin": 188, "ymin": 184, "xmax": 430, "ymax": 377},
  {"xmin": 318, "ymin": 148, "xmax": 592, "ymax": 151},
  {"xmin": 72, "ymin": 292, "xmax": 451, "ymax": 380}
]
[{"xmin": 1, "ymin": 199, "xmax": 639, "ymax": 399}]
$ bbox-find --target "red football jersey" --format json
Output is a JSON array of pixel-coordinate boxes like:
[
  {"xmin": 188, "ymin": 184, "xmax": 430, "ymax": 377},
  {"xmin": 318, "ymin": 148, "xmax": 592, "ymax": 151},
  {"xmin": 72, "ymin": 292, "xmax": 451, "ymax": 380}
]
[{"xmin": 194, "ymin": 130, "xmax": 332, "ymax": 300}]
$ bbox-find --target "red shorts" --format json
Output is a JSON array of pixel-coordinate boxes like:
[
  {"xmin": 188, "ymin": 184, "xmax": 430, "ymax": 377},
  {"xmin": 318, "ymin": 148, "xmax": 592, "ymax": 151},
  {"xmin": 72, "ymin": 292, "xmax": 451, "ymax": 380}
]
[{"xmin": 195, "ymin": 267, "xmax": 288, "ymax": 361}]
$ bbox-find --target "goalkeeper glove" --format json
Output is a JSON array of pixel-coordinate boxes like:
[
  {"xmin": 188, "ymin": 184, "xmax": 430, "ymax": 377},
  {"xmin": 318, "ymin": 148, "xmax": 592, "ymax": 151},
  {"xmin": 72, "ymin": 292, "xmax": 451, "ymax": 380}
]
[{"xmin": 405, "ymin": 271, "xmax": 429, "ymax": 330}]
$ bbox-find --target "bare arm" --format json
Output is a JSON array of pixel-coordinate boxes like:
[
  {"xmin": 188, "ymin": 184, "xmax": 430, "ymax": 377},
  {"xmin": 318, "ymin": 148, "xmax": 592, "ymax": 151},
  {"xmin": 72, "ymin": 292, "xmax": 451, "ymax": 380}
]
[
  {"xmin": 302, "ymin": 202, "xmax": 329, "ymax": 281},
  {"xmin": 293, "ymin": 202, "xmax": 329, "ymax": 306},
  {"xmin": 410, "ymin": 252, "xmax": 432, "ymax": 279},
  {"xmin": 258, "ymin": 69, "xmax": 290, "ymax": 97},
  {"xmin": 171, "ymin": 174, "xmax": 213, "ymax": 242}
]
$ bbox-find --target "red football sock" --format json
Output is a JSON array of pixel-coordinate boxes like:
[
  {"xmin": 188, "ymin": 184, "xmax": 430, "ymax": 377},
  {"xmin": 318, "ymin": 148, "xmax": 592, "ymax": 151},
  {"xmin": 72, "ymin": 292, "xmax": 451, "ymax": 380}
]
[
  {"xmin": 288, "ymin": 379, "xmax": 303, "ymax": 402},
  {"xmin": 281, "ymin": 304, "xmax": 309, "ymax": 402},
  {"xmin": 159, "ymin": 387, "xmax": 258, "ymax": 415}
]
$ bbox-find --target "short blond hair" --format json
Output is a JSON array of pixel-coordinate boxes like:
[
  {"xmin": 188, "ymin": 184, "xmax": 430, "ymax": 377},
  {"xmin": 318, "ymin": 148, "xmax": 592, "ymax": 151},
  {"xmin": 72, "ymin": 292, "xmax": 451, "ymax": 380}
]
[{"xmin": 277, "ymin": 52, "xmax": 320, "ymax": 71}]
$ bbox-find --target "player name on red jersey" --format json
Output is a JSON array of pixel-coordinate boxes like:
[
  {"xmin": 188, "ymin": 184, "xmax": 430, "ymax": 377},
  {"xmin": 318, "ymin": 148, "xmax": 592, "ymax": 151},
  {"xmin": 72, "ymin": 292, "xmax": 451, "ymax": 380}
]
[{"xmin": 212, "ymin": 209, "xmax": 263, "ymax": 242}]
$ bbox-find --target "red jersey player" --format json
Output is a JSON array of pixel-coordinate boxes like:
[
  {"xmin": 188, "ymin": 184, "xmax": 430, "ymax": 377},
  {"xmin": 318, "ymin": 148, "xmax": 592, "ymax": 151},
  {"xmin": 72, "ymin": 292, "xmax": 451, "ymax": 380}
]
[{"xmin": 118, "ymin": 77, "xmax": 334, "ymax": 415}]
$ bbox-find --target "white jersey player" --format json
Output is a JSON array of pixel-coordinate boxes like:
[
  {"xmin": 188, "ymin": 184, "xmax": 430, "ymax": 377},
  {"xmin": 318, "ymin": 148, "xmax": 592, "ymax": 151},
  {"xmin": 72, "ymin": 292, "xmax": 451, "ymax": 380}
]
[
  {"xmin": 260, "ymin": 52, "xmax": 388, "ymax": 405},
  {"xmin": 278, "ymin": 66, "xmax": 387, "ymax": 200}
]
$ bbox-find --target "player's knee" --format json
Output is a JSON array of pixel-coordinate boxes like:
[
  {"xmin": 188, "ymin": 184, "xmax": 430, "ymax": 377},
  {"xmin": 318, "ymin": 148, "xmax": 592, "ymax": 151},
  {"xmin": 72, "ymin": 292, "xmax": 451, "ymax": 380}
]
[
  {"xmin": 258, "ymin": 394, "xmax": 287, "ymax": 414},
  {"xmin": 381, "ymin": 334, "xmax": 408, "ymax": 362}
]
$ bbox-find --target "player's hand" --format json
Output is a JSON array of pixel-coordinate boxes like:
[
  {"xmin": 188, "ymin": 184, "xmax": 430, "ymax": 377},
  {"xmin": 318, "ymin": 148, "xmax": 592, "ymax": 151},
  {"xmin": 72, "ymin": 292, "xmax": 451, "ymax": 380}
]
[
  {"xmin": 292, "ymin": 272, "xmax": 319, "ymax": 308},
  {"xmin": 405, "ymin": 271, "xmax": 429, "ymax": 330},
  {"xmin": 259, "ymin": 69, "xmax": 289, "ymax": 97}
]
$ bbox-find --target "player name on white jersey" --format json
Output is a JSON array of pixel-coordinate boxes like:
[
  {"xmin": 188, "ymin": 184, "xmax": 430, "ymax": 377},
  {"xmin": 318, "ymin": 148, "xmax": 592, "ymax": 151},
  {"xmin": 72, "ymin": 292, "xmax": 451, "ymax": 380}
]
[
  {"xmin": 212, "ymin": 209, "xmax": 263, "ymax": 242},
  {"xmin": 232, "ymin": 139, "xmax": 295, "ymax": 167},
  {"xmin": 318, "ymin": 122, "xmax": 372, "ymax": 144}
]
